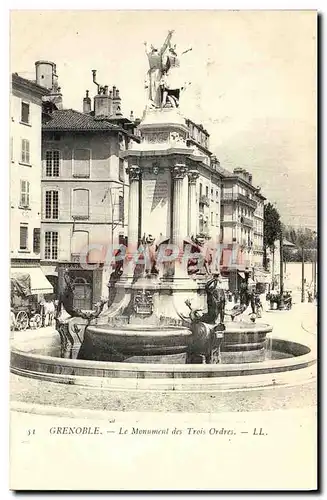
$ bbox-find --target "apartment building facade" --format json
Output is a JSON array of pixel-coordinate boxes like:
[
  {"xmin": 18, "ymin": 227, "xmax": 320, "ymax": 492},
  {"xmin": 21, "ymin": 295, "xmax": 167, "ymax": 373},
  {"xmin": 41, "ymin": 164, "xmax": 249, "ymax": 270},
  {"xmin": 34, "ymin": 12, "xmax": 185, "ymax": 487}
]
[
  {"xmin": 220, "ymin": 167, "xmax": 267, "ymax": 289},
  {"xmin": 253, "ymin": 189, "xmax": 266, "ymax": 269},
  {"xmin": 185, "ymin": 119, "xmax": 222, "ymax": 245},
  {"xmin": 40, "ymin": 65, "xmax": 138, "ymax": 308},
  {"xmin": 10, "ymin": 73, "xmax": 53, "ymax": 295}
]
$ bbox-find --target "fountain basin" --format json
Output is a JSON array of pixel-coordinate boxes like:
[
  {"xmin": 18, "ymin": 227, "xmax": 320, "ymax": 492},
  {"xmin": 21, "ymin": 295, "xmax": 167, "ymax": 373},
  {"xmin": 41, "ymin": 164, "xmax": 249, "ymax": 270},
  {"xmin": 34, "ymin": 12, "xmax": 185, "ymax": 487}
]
[
  {"xmin": 10, "ymin": 330, "xmax": 316, "ymax": 392},
  {"xmin": 77, "ymin": 325, "xmax": 190, "ymax": 364},
  {"xmin": 77, "ymin": 322, "xmax": 273, "ymax": 364}
]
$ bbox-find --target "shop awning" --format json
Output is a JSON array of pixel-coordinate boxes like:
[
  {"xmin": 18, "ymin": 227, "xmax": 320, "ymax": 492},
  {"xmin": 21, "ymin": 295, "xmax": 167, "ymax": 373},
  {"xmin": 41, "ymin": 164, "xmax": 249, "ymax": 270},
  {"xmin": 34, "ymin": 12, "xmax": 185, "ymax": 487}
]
[
  {"xmin": 11, "ymin": 267, "xmax": 53, "ymax": 295},
  {"xmin": 238, "ymin": 271, "xmax": 246, "ymax": 279}
]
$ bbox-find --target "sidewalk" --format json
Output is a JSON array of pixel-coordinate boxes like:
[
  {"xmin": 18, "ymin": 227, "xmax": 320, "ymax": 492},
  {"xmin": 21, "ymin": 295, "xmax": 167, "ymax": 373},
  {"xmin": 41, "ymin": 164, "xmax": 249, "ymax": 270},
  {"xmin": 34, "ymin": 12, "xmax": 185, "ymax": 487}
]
[
  {"xmin": 261, "ymin": 301, "xmax": 317, "ymax": 346},
  {"xmin": 10, "ymin": 325, "xmax": 55, "ymax": 344}
]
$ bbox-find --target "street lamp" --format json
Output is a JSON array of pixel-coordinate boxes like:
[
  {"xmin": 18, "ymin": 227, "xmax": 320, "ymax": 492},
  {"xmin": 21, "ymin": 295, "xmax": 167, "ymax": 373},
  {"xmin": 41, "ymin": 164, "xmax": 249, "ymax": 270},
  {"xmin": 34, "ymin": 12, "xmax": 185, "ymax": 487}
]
[
  {"xmin": 312, "ymin": 231, "xmax": 317, "ymax": 299},
  {"xmin": 301, "ymin": 244, "xmax": 305, "ymax": 303},
  {"xmin": 278, "ymin": 228, "xmax": 284, "ymax": 310}
]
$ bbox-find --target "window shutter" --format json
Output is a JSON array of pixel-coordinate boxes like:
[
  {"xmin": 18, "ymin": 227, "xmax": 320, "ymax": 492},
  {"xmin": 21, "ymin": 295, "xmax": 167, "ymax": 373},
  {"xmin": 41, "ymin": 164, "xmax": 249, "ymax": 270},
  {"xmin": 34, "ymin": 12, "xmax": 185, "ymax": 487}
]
[
  {"xmin": 33, "ymin": 228, "xmax": 40, "ymax": 254},
  {"xmin": 21, "ymin": 102, "xmax": 30, "ymax": 124},
  {"xmin": 20, "ymin": 180, "xmax": 30, "ymax": 207},
  {"xmin": 21, "ymin": 139, "xmax": 30, "ymax": 164},
  {"xmin": 119, "ymin": 195, "xmax": 124, "ymax": 222},
  {"xmin": 20, "ymin": 225, "xmax": 28, "ymax": 250},
  {"xmin": 73, "ymin": 149, "xmax": 90, "ymax": 178},
  {"xmin": 72, "ymin": 189, "xmax": 89, "ymax": 219},
  {"xmin": 71, "ymin": 231, "xmax": 89, "ymax": 256}
]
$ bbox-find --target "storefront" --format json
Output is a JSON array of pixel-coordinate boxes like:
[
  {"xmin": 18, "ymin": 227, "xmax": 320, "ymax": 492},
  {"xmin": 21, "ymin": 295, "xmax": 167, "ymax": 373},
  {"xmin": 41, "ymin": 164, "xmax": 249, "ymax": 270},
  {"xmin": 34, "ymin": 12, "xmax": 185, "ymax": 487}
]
[
  {"xmin": 57, "ymin": 264, "xmax": 103, "ymax": 310},
  {"xmin": 254, "ymin": 270, "xmax": 270, "ymax": 294},
  {"xmin": 11, "ymin": 266, "xmax": 53, "ymax": 296}
]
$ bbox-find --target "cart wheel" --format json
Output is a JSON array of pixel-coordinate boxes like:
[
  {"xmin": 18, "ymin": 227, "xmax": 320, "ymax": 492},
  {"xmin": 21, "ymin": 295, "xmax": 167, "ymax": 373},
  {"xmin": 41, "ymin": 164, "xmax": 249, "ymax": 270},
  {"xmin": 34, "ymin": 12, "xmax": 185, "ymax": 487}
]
[
  {"xmin": 16, "ymin": 311, "xmax": 29, "ymax": 331},
  {"xmin": 33, "ymin": 314, "xmax": 42, "ymax": 329}
]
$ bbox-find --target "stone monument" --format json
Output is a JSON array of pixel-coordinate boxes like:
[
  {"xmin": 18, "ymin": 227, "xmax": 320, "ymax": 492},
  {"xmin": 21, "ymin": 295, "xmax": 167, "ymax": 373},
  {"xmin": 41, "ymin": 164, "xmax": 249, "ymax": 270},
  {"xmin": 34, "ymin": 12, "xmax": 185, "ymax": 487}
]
[{"xmin": 55, "ymin": 31, "xmax": 270, "ymax": 364}]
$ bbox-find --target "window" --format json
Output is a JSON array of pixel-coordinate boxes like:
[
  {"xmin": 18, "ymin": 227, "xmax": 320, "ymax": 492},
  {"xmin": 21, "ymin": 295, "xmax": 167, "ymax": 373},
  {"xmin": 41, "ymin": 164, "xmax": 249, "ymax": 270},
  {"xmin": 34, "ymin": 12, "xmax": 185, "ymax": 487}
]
[
  {"xmin": 119, "ymin": 158, "xmax": 124, "ymax": 182},
  {"xmin": 211, "ymin": 212, "xmax": 214, "ymax": 225},
  {"xmin": 205, "ymin": 186, "xmax": 209, "ymax": 197},
  {"xmin": 19, "ymin": 224, "xmax": 28, "ymax": 250},
  {"xmin": 73, "ymin": 149, "xmax": 91, "ymax": 178},
  {"xmin": 118, "ymin": 195, "xmax": 124, "ymax": 222},
  {"xmin": 10, "ymin": 137, "xmax": 14, "ymax": 162},
  {"xmin": 20, "ymin": 180, "xmax": 30, "ymax": 208},
  {"xmin": 45, "ymin": 231, "xmax": 58, "ymax": 260},
  {"xmin": 21, "ymin": 139, "xmax": 30, "ymax": 164},
  {"xmin": 21, "ymin": 102, "xmax": 30, "ymax": 124},
  {"xmin": 46, "ymin": 150, "xmax": 60, "ymax": 177},
  {"xmin": 45, "ymin": 191, "xmax": 59, "ymax": 219},
  {"xmin": 72, "ymin": 189, "xmax": 89, "ymax": 220},
  {"xmin": 71, "ymin": 231, "xmax": 89, "ymax": 257},
  {"xmin": 33, "ymin": 228, "xmax": 40, "ymax": 254},
  {"xmin": 199, "ymin": 183, "xmax": 203, "ymax": 197},
  {"xmin": 211, "ymin": 188, "xmax": 213, "ymax": 198}
]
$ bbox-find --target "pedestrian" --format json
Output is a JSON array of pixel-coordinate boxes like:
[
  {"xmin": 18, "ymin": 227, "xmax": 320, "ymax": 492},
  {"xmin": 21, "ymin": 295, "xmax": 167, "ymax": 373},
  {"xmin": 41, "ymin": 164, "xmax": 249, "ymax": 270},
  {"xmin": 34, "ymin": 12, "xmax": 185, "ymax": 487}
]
[{"xmin": 39, "ymin": 296, "xmax": 46, "ymax": 327}]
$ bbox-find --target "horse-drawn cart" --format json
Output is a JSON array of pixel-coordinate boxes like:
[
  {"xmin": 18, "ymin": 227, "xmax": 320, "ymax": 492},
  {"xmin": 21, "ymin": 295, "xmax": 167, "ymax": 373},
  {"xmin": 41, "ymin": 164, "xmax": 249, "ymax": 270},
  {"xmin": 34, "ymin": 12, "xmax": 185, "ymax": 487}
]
[{"xmin": 11, "ymin": 273, "xmax": 42, "ymax": 331}]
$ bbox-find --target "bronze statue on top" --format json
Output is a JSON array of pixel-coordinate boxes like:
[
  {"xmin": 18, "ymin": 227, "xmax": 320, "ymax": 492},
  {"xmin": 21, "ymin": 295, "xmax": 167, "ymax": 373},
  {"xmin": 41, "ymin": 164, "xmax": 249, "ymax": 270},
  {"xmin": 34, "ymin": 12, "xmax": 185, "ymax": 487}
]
[{"xmin": 144, "ymin": 30, "xmax": 192, "ymax": 109}]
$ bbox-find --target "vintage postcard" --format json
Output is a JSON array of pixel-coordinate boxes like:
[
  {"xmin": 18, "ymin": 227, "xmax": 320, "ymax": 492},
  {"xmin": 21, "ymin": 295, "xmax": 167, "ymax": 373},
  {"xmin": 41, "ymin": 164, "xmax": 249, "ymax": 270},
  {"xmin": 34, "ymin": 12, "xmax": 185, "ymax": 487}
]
[{"xmin": 9, "ymin": 9, "xmax": 317, "ymax": 491}]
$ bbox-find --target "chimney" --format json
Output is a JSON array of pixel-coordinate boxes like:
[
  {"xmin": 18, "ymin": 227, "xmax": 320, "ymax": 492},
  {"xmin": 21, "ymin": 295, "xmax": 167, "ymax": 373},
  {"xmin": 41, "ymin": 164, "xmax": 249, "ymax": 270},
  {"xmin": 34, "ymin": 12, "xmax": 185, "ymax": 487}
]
[
  {"xmin": 92, "ymin": 70, "xmax": 100, "ymax": 94},
  {"xmin": 94, "ymin": 91, "xmax": 111, "ymax": 117},
  {"xmin": 91, "ymin": 70, "xmax": 112, "ymax": 117},
  {"xmin": 248, "ymin": 173, "xmax": 253, "ymax": 184},
  {"xmin": 130, "ymin": 110, "xmax": 134, "ymax": 121},
  {"xmin": 112, "ymin": 87, "xmax": 122, "ymax": 116},
  {"xmin": 83, "ymin": 90, "xmax": 91, "ymax": 114}
]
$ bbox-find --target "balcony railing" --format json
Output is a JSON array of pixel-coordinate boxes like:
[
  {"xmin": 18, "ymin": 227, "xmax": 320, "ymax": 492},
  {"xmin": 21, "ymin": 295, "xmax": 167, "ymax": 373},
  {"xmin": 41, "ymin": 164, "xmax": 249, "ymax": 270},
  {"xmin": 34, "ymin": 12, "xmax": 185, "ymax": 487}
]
[
  {"xmin": 241, "ymin": 216, "xmax": 253, "ymax": 228},
  {"xmin": 199, "ymin": 195, "xmax": 210, "ymax": 207},
  {"xmin": 221, "ymin": 192, "xmax": 257, "ymax": 209}
]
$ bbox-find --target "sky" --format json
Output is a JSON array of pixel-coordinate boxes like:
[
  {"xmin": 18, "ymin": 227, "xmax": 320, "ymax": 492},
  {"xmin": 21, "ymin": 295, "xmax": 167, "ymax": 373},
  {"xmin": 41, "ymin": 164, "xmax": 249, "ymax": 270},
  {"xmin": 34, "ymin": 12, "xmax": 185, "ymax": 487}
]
[{"xmin": 10, "ymin": 10, "xmax": 317, "ymax": 229}]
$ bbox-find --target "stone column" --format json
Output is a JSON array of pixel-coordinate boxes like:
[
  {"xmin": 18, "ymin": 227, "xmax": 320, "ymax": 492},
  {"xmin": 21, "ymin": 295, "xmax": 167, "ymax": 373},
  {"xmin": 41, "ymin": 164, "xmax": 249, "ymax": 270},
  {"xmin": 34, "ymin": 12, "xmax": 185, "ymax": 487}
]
[
  {"xmin": 171, "ymin": 163, "xmax": 189, "ymax": 279},
  {"xmin": 172, "ymin": 164, "xmax": 188, "ymax": 246},
  {"xmin": 126, "ymin": 164, "xmax": 140, "ymax": 251},
  {"xmin": 188, "ymin": 170, "xmax": 199, "ymax": 237}
]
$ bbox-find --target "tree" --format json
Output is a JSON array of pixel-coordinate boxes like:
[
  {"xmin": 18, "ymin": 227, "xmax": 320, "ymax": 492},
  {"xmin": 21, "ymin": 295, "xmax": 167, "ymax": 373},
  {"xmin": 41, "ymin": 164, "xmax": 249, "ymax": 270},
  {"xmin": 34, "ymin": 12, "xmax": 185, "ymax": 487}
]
[
  {"xmin": 263, "ymin": 202, "xmax": 281, "ymax": 270},
  {"xmin": 282, "ymin": 225, "xmax": 317, "ymax": 262}
]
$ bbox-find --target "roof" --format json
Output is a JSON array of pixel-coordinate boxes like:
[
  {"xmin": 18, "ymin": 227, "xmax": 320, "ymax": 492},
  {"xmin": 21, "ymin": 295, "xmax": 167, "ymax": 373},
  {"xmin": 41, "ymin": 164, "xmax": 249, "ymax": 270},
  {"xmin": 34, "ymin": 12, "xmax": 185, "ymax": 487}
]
[
  {"xmin": 215, "ymin": 165, "xmax": 234, "ymax": 178},
  {"xmin": 12, "ymin": 73, "xmax": 50, "ymax": 98},
  {"xmin": 185, "ymin": 117, "xmax": 210, "ymax": 136},
  {"xmin": 42, "ymin": 108, "xmax": 123, "ymax": 132},
  {"xmin": 42, "ymin": 108, "xmax": 140, "ymax": 142},
  {"xmin": 283, "ymin": 239, "xmax": 296, "ymax": 247}
]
